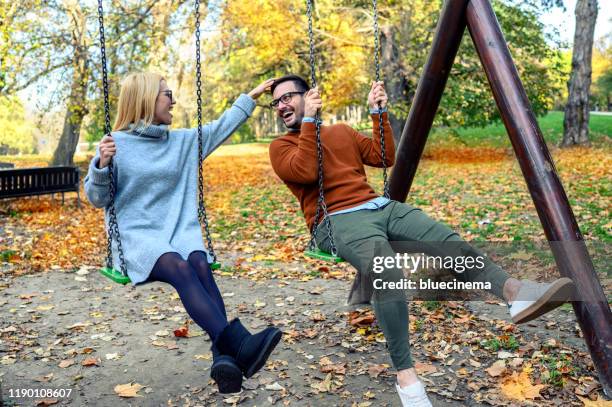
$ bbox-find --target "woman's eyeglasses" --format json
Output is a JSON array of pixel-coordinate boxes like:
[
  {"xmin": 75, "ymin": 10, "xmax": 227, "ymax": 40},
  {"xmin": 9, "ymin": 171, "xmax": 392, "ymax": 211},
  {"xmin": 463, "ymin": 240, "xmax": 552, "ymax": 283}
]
[{"xmin": 160, "ymin": 90, "xmax": 173, "ymax": 101}]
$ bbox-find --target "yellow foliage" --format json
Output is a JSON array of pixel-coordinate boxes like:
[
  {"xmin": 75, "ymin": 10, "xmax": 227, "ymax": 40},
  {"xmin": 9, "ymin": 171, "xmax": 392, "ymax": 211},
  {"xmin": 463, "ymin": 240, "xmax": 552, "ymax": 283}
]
[
  {"xmin": 592, "ymin": 38, "xmax": 611, "ymax": 82},
  {"xmin": 217, "ymin": 0, "xmax": 372, "ymax": 112}
]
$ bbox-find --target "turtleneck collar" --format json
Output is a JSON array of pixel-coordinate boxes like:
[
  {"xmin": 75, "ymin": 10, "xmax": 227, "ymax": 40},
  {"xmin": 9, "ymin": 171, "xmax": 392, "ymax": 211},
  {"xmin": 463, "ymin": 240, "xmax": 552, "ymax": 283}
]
[{"xmin": 128, "ymin": 121, "xmax": 169, "ymax": 139}]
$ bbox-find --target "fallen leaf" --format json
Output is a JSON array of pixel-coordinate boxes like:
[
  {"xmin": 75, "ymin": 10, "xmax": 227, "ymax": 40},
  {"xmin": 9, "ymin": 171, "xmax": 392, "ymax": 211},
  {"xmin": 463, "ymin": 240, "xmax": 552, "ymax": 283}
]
[
  {"xmin": 498, "ymin": 351, "xmax": 517, "ymax": 359},
  {"xmin": 363, "ymin": 391, "xmax": 376, "ymax": 399},
  {"xmin": 58, "ymin": 359, "xmax": 74, "ymax": 368},
  {"xmin": 500, "ymin": 370, "xmax": 545, "ymax": 401},
  {"xmin": 574, "ymin": 381, "xmax": 600, "ymax": 397},
  {"xmin": 508, "ymin": 250, "xmax": 532, "ymax": 261},
  {"xmin": 35, "ymin": 399, "xmax": 58, "ymax": 406},
  {"xmin": 81, "ymin": 357, "xmax": 99, "ymax": 367},
  {"xmin": 350, "ymin": 314, "xmax": 375, "ymax": 327},
  {"xmin": 509, "ymin": 358, "xmax": 524, "ymax": 368},
  {"xmin": 367, "ymin": 364, "xmax": 387, "ymax": 378},
  {"xmin": 311, "ymin": 373, "xmax": 333, "ymax": 393},
  {"xmin": 34, "ymin": 373, "xmax": 54, "ymax": 383},
  {"xmin": 114, "ymin": 382, "xmax": 144, "ymax": 398},
  {"xmin": 105, "ymin": 353, "xmax": 120, "ymax": 360},
  {"xmin": 265, "ymin": 382, "xmax": 285, "ymax": 391},
  {"xmin": 254, "ymin": 300, "xmax": 266, "ymax": 308},
  {"xmin": 173, "ymin": 326, "xmax": 188, "ymax": 337},
  {"xmin": 415, "ymin": 362, "xmax": 438, "ymax": 375},
  {"xmin": 310, "ymin": 312, "xmax": 326, "ymax": 322},
  {"xmin": 223, "ymin": 395, "xmax": 241, "ymax": 404},
  {"xmin": 302, "ymin": 328, "xmax": 318, "ymax": 338},
  {"xmin": 486, "ymin": 360, "xmax": 507, "ymax": 377}
]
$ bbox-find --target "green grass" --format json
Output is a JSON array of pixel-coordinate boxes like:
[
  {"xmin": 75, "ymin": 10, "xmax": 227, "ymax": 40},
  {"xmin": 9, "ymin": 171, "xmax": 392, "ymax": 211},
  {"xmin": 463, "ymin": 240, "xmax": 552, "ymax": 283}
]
[
  {"xmin": 422, "ymin": 300, "xmax": 441, "ymax": 311},
  {"xmin": 430, "ymin": 111, "xmax": 611, "ymax": 147},
  {"xmin": 541, "ymin": 354, "xmax": 575, "ymax": 387},
  {"xmin": 484, "ymin": 334, "xmax": 520, "ymax": 352}
]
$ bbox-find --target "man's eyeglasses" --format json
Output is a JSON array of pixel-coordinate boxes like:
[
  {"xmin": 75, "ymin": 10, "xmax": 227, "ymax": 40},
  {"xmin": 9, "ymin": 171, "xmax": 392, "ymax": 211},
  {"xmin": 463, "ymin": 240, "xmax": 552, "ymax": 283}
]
[
  {"xmin": 160, "ymin": 90, "xmax": 173, "ymax": 101},
  {"xmin": 270, "ymin": 91, "xmax": 305, "ymax": 109}
]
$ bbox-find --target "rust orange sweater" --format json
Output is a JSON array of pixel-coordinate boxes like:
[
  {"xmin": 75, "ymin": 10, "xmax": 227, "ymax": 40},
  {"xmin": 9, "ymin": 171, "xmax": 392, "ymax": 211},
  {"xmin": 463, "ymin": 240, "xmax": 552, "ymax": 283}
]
[{"xmin": 269, "ymin": 113, "xmax": 395, "ymax": 231}]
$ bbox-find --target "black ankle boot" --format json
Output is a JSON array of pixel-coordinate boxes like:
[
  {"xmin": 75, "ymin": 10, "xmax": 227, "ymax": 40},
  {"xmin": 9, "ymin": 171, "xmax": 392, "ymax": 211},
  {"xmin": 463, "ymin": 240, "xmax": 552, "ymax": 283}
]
[
  {"xmin": 210, "ymin": 344, "xmax": 242, "ymax": 393},
  {"xmin": 214, "ymin": 318, "xmax": 282, "ymax": 378}
]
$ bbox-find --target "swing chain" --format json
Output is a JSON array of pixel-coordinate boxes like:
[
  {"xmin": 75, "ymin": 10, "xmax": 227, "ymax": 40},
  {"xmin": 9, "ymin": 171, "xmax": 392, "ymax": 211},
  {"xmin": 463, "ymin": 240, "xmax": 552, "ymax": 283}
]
[
  {"xmin": 306, "ymin": 0, "xmax": 317, "ymax": 91},
  {"xmin": 372, "ymin": 0, "xmax": 389, "ymax": 198},
  {"xmin": 98, "ymin": 0, "xmax": 127, "ymax": 276},
  {"xmin": 306, "ymin": 0, "xmax": 338, "ymax": 257},
  {"xmin": 195, "ymin": 0, "xmax": 217, "ymax": 263}
]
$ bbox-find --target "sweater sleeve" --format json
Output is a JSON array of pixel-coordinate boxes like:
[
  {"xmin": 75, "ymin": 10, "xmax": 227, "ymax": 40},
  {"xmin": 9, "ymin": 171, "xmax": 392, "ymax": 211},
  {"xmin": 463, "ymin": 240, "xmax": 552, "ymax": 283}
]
[
  {"xmin": 84, "ymin": 148, "xmax": 114, "ymax": 208},
  {"xmin": 268, "ymin": 122, "xmax": 319, "ymax": 184},
  {"xmin": 354, "ymin": 112, "xmax": 395, "ymax": 167},
  {"xmin": 199, "ymin": 94, "xmax": 256, "ymax": 159}
]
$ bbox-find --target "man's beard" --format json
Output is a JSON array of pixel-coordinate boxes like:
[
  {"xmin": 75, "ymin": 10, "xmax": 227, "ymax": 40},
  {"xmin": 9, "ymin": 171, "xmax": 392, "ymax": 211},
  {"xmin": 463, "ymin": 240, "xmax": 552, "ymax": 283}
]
[
  {"xmin": 283, "ymin": 114, "xmax": 302, "ymax": 132},
  {"xmin": 287, "ymin": 121, "xmax": 301, "ymax": 131}
]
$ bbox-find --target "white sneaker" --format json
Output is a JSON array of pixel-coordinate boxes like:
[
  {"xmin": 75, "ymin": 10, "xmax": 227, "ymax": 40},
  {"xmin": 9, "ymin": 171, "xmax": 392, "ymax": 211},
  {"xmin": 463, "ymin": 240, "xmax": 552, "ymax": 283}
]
[
  {"xmin": 396, "ymin": 380, "xmax": 433, "ymax": 407},
  {"xmin": 509, "ymin": 277, "xmax": 575, "ymax": 324}
]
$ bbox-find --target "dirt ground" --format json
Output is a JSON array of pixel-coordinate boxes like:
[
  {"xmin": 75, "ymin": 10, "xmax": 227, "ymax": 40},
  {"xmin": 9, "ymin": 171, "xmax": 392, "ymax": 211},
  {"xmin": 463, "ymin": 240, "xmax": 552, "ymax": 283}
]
[{"xmin": 1, "ymin": 256, "xmax": 599, "ymax": 407}]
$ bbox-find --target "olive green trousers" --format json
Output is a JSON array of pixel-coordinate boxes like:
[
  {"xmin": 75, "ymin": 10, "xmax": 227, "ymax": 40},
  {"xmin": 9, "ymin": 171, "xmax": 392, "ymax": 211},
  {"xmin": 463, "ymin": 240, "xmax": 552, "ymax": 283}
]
[{"xmin": 316, "ymin": 201, "xmax": 510, "ymax": 370}]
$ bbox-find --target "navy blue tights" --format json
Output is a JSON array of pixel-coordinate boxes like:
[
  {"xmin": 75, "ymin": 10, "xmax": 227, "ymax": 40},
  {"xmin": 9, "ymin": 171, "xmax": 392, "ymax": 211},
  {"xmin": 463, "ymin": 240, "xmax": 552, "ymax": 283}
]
[{"xmin": 149, "ymin": 251, "xmax": 228, "ymax": 340}]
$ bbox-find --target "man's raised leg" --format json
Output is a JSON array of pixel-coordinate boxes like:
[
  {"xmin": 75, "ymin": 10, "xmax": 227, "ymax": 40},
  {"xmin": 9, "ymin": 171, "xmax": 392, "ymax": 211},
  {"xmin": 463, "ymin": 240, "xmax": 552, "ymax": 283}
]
[{"xmin": 385, "ymin": 201, "xmax": 575, "ymax": 323}]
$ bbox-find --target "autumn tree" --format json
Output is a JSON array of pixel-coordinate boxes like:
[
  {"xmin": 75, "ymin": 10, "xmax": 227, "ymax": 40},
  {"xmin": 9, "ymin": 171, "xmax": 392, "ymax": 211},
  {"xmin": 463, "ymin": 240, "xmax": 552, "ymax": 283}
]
[
  {"xmin": 2, "ymin": 0, "xmax": 176, "ymax": 164},
  {"xmin": 0, "ymin": 0, "xmax": 61, "ymax": 96},
  {"xmin": 562, "ymin": 0, "xmax": 598, "ymax": 147},
  {"xmin": 338, "ymin": 0, "xmax": 564, "ymax": 141},
  {"xmin": 50, "ymin": 1, "xmax": 91, "ymax": 166}
]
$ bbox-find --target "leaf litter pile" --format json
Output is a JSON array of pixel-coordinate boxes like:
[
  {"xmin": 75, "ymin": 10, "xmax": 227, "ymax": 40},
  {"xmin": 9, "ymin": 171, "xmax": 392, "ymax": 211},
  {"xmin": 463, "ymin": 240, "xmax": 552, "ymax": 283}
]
[{"xmin": 0, "ymin": 144, "xmax": 610, "ymax": 406}]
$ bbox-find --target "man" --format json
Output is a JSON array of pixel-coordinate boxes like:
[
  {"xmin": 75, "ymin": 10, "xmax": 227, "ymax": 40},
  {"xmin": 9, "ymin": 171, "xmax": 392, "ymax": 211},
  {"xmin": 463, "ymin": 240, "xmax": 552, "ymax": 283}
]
[{"xmin": 268, "ymin": 74, "xmax": 574, "ymax": 407}]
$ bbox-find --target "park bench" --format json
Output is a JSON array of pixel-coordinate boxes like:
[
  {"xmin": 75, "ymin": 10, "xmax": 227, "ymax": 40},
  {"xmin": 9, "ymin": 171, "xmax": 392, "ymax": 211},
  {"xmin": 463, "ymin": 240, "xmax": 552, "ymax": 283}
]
[{"xmin": 0, "ymin": 166, "xmax": 81, "ymax": 206}]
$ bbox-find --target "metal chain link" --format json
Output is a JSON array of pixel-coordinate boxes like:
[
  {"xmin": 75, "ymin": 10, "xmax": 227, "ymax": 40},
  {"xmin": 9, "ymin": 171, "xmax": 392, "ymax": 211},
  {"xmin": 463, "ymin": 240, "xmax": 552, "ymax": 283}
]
[
  {"xmin": 194, "ymin": 0, "xmax": 217, "ymax": 263},
  {"xmin": 306, "ymin": 0, "xmax": 338, "ymax": 257},
  {"xmin": 97, "ymin": 0, "xmax": 127, "ymax": 276},
  {"xmin": 372, "ymin": 0, "xmax": 389, "ymax": 198}
]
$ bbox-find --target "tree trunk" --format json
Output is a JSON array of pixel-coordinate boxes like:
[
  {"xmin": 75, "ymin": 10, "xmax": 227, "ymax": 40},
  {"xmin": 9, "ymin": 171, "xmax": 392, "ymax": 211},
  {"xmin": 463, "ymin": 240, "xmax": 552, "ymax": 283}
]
[
  {"xmin": 51, "ymin": 7, "xmax": 89, "ymax": 167},
  {"xmin": 381, "ymin": 25, "xmax": 410, "ymax": 145},
  {"xmin": 562, "ymin": 0, "xmax": 598, "ymax": 147}
]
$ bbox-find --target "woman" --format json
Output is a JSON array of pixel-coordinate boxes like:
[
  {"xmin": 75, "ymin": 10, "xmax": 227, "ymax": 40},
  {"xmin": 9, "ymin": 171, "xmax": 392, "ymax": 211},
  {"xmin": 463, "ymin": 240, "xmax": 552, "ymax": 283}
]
[{"xmin": 84, "ymin": 72, "xmax": 281, "ymax": 394}]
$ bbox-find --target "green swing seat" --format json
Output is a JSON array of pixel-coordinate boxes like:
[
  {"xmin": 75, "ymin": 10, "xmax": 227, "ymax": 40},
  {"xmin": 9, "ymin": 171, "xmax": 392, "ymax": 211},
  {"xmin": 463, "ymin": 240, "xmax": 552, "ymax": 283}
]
[
  {"xmin": 99, "ymin": 262, "xmax": 221, "ymax": 285},
  {"xmin": 99, "ymin": 267, "xmax": 131, "ymax": 285},
  {"xmin": 305, "ymin": 249, "xmax": 344, "ymax": 263}
]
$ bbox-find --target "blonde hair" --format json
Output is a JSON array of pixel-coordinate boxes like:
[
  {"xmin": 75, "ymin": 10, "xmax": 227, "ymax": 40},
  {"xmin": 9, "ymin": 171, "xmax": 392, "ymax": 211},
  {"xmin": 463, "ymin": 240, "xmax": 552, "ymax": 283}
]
[{"xmin": 113, "ymin": 72, "xmax": 164, "ymax": 131}]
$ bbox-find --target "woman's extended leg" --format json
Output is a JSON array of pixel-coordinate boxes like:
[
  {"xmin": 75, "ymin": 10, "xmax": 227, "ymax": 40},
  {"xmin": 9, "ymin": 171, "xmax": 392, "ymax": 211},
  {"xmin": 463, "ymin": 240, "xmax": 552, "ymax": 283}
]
[
  {"xmin": 150, "ymin": 253, "xmax": 282, "ymax": 380},
  {"xmin": 149, "ymin": 252, "xmax": 228, "ymax": 339},
  {"xmin": 148, "ymin": 252, "xmax": 242, "ymax": 393},
  {"xmin": 187, "ymin": 251, "xmax": 227, "ymax": 319}
]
